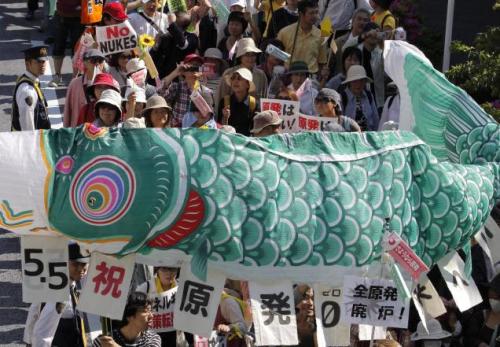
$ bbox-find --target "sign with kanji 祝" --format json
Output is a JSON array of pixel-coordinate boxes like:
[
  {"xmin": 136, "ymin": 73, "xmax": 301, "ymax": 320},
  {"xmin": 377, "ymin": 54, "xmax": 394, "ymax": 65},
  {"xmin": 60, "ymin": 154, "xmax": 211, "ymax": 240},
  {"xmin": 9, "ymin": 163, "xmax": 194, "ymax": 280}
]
[
  {"xmin": 78, "ymin": 252, "xmax": 135, "ymax": 320},
  {"xmin": 341, "ymin": 276, "xmax": 410, "ymax": 328},
  {"xmin": 150, "ymin": 287, "xmax": 177, "ymax": 333},
  {"xmin": 249, "ymin": 281, "xmax": 298, "ymax": 346},
  {"xmin": 314, "ymin": 284, "xmax": 350, "ymax": 347},
  {"xmin": 21, "ymin": 235, "xmax": 70, "ymax": 303},
  {"xmin": 437, "ymin": 251, "xmax": 483, "ymax": 312},
  {"xmin": 174, "ymin": 265, "xmax": 226, "ymax": 337}
]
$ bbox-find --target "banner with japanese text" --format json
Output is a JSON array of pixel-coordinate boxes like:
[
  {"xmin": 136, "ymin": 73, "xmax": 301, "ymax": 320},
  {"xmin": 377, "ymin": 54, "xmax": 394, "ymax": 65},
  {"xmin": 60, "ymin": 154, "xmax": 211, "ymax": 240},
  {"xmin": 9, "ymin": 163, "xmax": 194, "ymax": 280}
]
[
  {"xmin": 249, "ymin": 281, "xmax": 298, "ymax": 346},
  {"xmin": 260, "ymin": 98, "xmax": 340, "ymax": 133},
  {"xmin": 78, "ymin": 252, "xmax": 136, "ymax": 320},
  {"xmin": 174, "ymin": 265, "xmax": 226, "ymax": 337},
  {"xmin": 151, "ymin": 287, "xmax": 177, "ymax": 333},
  {"xmin": 341, "ymin": 276, "xmax": 410, "ymax": 328}
]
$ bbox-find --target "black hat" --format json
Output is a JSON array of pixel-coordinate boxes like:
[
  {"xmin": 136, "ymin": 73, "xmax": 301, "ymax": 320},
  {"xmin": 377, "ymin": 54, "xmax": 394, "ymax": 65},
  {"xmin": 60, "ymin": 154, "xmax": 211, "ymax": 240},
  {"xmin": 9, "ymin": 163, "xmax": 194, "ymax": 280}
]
[
  {"xmin": 23, "ymin": 45, "xmax": 49, "ymax": 62},
  {"xmin": 287, "ymin": 61, "xmax": 310, "ymax": 75},
  {"xmin": 68, "ymin": 243, "xmax": 89, "ymax": 263}
]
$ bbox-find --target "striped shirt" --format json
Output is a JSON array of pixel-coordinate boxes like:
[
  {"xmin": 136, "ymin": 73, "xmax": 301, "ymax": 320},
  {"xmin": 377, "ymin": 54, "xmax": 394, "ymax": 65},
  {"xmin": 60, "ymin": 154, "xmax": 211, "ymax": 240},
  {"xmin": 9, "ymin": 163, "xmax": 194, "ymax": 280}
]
[{"xmin": 92, "ymin": 329, "xmax": 161, "ymax": 347}]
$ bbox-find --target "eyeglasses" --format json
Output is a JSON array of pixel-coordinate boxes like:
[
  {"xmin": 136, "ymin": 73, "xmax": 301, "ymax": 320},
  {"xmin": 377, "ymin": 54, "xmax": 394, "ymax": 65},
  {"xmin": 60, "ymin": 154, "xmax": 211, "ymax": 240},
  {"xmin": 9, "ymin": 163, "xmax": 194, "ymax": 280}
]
[{"xmin": 89, "ymin": 58, "xmax": 105, "ymax": 64}]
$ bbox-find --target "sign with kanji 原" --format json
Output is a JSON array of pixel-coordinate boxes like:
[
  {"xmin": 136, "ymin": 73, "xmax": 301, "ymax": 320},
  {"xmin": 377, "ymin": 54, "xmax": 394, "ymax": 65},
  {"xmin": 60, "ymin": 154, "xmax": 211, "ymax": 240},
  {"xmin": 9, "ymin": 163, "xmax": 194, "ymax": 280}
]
[
  {"xmin": 96, "ymin": 22, "xmax": 137, "ymax": 55},
  {"xmin": 249, "ymin": 281, "xmax": 298, "ymax": 346},
  {"xmin": 78, "ymin": 252, "xmax": 136, "ymax": 320},
  {"xmin": 151, "ymin": 287, "xmax": 177, "ymax": 333},
  {"xmin": 314, "ymin": 284, "xmax": 350, "ymax": 347},
  {"xmin": 174, "ymin": 265, "xmax": 226, "ymax": 337},
  {"xmin": 21, "ymin": 235, "xmax": 70, "ymax": 303},
  {"xmin": 341, "ymin": 276, "xmax": 410, "ymax": 328}
]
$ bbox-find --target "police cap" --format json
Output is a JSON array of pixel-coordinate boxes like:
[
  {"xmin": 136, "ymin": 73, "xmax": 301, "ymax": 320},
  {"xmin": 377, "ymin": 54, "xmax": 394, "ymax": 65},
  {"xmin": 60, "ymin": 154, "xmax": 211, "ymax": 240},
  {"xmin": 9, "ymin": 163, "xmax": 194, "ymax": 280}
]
[{"xmin": 22, "ymin": 45, "xmax": 49, "ymax": 62}]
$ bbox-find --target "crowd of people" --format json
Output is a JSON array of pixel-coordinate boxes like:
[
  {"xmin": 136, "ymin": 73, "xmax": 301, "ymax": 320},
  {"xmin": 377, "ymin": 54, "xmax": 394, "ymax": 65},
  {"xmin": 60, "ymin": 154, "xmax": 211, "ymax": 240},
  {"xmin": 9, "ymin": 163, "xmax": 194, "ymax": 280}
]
[
  {"xmin": 14, "ymin": 0, "xmax": 500, "ymax": 346},
  {"xmin": 14, "ymin": 0, "xmax": 403, "ymax": 135}
]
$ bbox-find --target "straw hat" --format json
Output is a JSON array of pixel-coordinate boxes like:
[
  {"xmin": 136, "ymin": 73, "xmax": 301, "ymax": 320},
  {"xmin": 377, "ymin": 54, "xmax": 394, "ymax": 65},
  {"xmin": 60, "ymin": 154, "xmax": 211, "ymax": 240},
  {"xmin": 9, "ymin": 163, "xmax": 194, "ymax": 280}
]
[
  {"xmin": 251, "ymin": 110, "xmax": 282, "ymax": 133},
  {"xmin": 411, "ymin": 319, "xmax": 452, "ymax": 341},
  {"xmin": 95, "ymin": 89, "xmax": 123, "ymax": 118},
  {"xmin": 342, "ymin": 65, "xmax": 373, "ymax": 84},
  {"xmin": 224, "ymin": 67, "xmax": 256, "ymax": 93},
  {"xmin": 236, "ymin": 38, "xmax": 262, "ymax": 58},
  {"xmin": 142, "ymin": 95, "xmax": 172, "ymax": 115}
]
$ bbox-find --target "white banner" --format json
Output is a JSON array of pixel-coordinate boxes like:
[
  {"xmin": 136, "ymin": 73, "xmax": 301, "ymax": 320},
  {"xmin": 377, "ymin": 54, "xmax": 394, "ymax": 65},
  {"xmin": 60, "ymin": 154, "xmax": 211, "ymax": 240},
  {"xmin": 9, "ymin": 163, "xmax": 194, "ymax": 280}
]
[
  {"xmin": 437, "ymin": 251, "xmax": 483, "ymax": 312},
  {"xmin": 249, "ymin": 280, "xmax": 298, "ymax": 346},
  {"xmin": 96, "ymin": 21, "xmax": 137, "ymax": 55},
  {"xmin": 151, "ymin": 287, "xmax": 177, "ymax": 333},
  {"xmin": 259, "ymin": 98, "xmax": 339, "ymax": 133},
  {"xmin": 411, "ymin": 273, "xmax": 446, "ymax": 319},
  {"xmin": 341, "ymin": 276, "xmax": 410, "ymax": 328},
  {"xmin": 314, "ymin": 284, "xmax": 350, "ymax": 347},
  {"xmin": 78, "ymin": 252, "xmax": 136, "ymax": 320},
  {"xmin": 174, "ymin": 265, "xmax": 226, "ymax": 338},
  {"xmin": 21, "ymin": 235, "xmax": 70, "ymax": 303}
]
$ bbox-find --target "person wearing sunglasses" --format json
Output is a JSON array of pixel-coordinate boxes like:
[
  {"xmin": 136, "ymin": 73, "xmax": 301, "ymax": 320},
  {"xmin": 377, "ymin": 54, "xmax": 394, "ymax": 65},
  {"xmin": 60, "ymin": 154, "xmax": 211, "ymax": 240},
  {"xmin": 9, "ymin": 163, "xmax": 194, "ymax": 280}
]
[
  {"xmin": 63, "ymin": 49, "xmax": 106, "ymax": 127},
  {"xmin": 315, "ymin": 88, "xmax": 361, "ymax": 132},
  {"xmin": 108, "ymin": 51, "xmax": 136, "ymax": 97}
]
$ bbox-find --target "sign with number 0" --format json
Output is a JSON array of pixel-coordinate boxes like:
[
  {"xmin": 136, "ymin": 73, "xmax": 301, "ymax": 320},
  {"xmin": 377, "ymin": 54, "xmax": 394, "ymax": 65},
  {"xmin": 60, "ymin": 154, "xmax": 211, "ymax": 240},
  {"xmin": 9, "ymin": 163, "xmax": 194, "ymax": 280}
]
[{"xmin": 21, "ymin": 235, "xmax": 70, "ymax": 303}]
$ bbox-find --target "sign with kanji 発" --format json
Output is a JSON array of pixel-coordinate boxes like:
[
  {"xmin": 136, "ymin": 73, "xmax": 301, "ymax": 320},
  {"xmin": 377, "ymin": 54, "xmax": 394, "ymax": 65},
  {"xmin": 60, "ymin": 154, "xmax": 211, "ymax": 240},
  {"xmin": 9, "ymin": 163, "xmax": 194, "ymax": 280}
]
[
  {"xmin": 249, "ymin": 281, "xmax": 298, "ymax": 346},
  {"xmin": 341, "ymin": 276, "xmax": 410, "ymax": 328},
  {"xmin": 78, "ymin": 252, "xmax": 136, "ymax": 320},
  {"xmin": 174, "ymin": 265, "xmax": 226, "ymax": 337}
]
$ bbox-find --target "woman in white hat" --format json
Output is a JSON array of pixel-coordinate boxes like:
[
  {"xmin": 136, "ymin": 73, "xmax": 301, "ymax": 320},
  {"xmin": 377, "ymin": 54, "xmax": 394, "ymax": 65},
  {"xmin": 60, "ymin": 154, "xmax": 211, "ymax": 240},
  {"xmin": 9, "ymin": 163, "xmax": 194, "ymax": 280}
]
[
  {"xmin": 215, "ymin": 38, "xmax": 268, "ymax": 112},
  {"xmin": 124, "ymin": 87, "xmax": 147, "ymax": 119},
  {"xmin": 340, "ymin": 64, "xmax": 379, "ymax": 131},
  {"xmin": 411, "ymin": 318, "xmax": 452, "ymax": 347},
  {"xmin": 94, "ymin": 89, "xmax": 123, "ymax": 128},
  {"xmin": 202, "ymin": 48, "xmax": 227, "ymax": 95},
  {"xmin": 142, "ymin": 95, "xmax": 172, "ymax": 128},
  {"xmin": 218, "ymin": 67, "xmax": 259, "ymax": 136}
]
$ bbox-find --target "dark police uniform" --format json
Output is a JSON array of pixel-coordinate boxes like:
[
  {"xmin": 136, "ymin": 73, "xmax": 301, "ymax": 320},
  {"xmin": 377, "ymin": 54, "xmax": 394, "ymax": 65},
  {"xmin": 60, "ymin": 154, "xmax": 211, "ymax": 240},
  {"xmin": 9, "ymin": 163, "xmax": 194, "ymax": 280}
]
[{"xmin": 12, "ymin": 45, "xmax": 51, "ymax": 131}]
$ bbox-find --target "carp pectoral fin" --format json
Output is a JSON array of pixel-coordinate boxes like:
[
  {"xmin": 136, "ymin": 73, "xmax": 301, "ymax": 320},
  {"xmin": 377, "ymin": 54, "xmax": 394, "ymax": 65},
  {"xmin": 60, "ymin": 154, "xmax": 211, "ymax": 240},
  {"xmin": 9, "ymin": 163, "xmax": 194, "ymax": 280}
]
[
  {"xmin": 191, "ymin": 237, "xmax": 209, "ymax": 281},
  {"xmin": 147, "ymin": 190, "xmax": 205, "ymax": 248}
]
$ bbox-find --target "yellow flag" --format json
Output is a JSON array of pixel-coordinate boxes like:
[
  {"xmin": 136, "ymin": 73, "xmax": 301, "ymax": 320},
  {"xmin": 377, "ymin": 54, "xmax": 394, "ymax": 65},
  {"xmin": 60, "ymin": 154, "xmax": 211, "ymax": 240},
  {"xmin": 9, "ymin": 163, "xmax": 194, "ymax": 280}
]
[{"xmin": 320, "ymin": 17, "xmax": 333, "ymax": 37}]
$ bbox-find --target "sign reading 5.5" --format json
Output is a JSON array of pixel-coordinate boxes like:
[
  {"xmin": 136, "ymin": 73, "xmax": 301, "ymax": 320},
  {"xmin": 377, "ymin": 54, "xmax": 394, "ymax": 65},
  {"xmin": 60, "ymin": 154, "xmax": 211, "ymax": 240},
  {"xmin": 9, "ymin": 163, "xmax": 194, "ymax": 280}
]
[{"xmin": 21, "ymin": 236, "xmax": 70, "ymax": 303}]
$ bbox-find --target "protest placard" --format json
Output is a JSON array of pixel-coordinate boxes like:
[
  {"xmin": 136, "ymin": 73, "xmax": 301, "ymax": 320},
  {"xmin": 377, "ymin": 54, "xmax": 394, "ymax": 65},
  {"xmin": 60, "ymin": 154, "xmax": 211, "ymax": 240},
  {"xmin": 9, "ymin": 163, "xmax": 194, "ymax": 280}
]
[
  {"xmin": 150, "ymin": 287, "xmax": 177, "ymax": 333},
  {"xmin": 314, "ymin": 284, "xmax": 350, "ymax": 347},
  {"xmin": 483, "ymin": 216, "xmax": 500, "ymax": 272},
  {"xmin": 358, "ymin": 325, "xmax": 387, "ymax": 341},
  {"xmin": 260, "ymin": 98, "xmax": 300, "ymax": 133},
  {"xmin": 249, "ymin": 280, "xmax": 298, "ymax": 346},
  {"xmin": 437, "ymin": 251, "xmax": 483, "ymax": 312},
  {"xmin": 341, "ymin": 275, "xmax": 410, "ymax": 328},
  {"xmin": 78, "ymin": 252, "xmax": 135, "ymax": 320},
  {"xmin": 194, "ymin": 331, "xmax": 227, "ymax": 347},
  {"xmin": 21, "ymin": 235, "xmax": 70, "ymax": 303},
  {"xmin": 384, "ymin": 231, "xmax": 429, "ymax": 281},
  {"xmin": 96, "ymin": 22, "xmax": 137, "ymax": 55},
  {"xmin": 411, "ymin": 274, "xmax": 446, "ymax": 319},
  {"xmin": 174, "ymin": 265, "xmax": 226, "ymax": 337}
]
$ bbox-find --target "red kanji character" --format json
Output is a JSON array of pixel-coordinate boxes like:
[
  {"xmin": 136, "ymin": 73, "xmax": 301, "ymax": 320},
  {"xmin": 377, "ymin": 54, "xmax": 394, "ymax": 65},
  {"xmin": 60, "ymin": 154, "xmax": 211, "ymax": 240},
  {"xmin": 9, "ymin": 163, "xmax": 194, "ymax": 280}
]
[
  {"xmin": 162, "ymin": 312, "xmax": 173, "ymax": 328},
  {"xmin": 298, "ymin": 116, "xmax": 307, "ymax": 129},
  {"xmin": 307, "ymin": 119, "xmax": 319, "ymax": 130},
  {"xmin": 92, "ymin": 261, "xmax": 126, "ymax": 298},
  {"xmin": 152, "ymin": 313, "xmax": 162, "ymax": 329},
  {"xmin": 270, "ymin": 102, "xmax": 282, "ymax": 114},
  {"xmin": 262, "ymin": 102, "xmax": 270, "ymax": 111}
]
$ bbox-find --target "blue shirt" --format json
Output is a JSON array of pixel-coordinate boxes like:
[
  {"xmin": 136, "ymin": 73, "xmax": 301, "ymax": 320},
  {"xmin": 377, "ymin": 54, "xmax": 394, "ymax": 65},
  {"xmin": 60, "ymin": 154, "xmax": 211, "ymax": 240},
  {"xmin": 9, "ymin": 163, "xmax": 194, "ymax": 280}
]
[
  {"xmin": 182, "ymin": 112, "xmax": 218, "ymax": 129},
  {"xmin": 342, "ymin": 88, "xmax": 379, "ymax": 131}
]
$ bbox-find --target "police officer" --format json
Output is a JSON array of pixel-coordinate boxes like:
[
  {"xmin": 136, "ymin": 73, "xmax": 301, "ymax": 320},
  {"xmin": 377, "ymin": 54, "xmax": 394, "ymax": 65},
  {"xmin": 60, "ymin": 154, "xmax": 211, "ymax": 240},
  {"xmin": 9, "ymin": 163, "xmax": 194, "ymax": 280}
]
[
  {"xmin": 12, "ymin": 45, "xmax": 51, "ymax": 131},
  {"xmin": 29, "ymin": 243, "xmax": 89, "ymax": 347}
]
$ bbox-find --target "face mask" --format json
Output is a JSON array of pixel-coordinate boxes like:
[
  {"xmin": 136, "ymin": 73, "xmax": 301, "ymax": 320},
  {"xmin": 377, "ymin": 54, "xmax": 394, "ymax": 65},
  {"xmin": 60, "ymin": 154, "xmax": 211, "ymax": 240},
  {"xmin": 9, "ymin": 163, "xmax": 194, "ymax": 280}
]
[
  {"xmin": 489, "ymin": 298, "xmax": 500, "ymax": 313},
  {"xmin": 423, "ymin": 341, "xmax": 441, "ymax": 347}
]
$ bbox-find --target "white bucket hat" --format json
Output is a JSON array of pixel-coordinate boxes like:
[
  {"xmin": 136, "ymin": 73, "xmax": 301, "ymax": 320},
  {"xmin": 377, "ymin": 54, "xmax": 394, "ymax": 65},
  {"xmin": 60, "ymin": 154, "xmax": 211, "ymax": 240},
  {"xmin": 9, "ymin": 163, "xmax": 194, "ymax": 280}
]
[
  {"xmin": 236, "ymin": 38, "xmax": 262, "ymax": 58},
  {"xmin": 342, "ymin": 65, "xmax": 373, "ymax": 84},
  {"xmin": 224, "ymin": 67, "xmax": 256, "ymax": 93},
  {"xmin": 411, "ymin": 319, "xmax": 452, "ymax": 341},
  {"xmin": 126, "ymin": 58, "xmax": 146, "ymax": 75},
  {"xmin": 95, "ymin": 89, "xmax": 123, "ymax": 118},
  {"xmin": 125, "ymin": 87, "xmax": 147, "ymax": 104}
]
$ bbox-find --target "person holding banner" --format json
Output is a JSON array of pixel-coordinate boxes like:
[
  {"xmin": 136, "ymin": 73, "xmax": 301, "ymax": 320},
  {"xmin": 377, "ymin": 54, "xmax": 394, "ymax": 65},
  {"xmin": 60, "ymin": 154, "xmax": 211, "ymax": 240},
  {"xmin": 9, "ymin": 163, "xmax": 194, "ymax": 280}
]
[
  {"xmin": 315, "ymin": 88, "xmax": 361, "ymax": 132},
  {"xmin": 93, "ymin": 292, "xmax": 161, "ymax": 347},
  {"xmin": 30, "ymin": 243, "xmax": 89, "ymax": 347}
]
